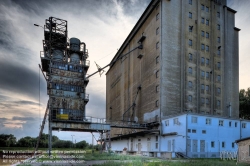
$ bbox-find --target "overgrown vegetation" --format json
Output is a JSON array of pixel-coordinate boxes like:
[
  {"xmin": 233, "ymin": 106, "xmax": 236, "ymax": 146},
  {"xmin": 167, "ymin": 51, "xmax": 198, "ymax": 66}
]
[
  {"xmin": 239, "ymin": 88, "xmax": 250, "ymax": 119},
  {"xmin": 94, "ymin": 159, "xmax": 249, "ymax": 166}
]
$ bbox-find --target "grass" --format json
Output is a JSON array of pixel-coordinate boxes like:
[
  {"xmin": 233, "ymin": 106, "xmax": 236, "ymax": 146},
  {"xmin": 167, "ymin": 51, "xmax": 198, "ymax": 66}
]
[
  {"xmin": 5, "ymin": 149, "xmax": 247, "ymax": 166},
  {"xmin": 94, "ymin": 159, "xmax": 249, "ymax": 166}
]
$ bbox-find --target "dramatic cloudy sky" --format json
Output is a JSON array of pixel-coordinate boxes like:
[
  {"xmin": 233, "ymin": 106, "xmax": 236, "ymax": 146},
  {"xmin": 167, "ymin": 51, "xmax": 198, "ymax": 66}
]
[{"xmin": 0, "ymin": 0, "xmax": 249, "ymax": 144}]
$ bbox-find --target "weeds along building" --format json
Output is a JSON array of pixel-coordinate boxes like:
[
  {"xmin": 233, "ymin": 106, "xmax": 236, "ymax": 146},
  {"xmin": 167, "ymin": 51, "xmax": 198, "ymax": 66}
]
[{"xmin": 105, "ymin": 0, "xmax": 248, "ymax": 158}]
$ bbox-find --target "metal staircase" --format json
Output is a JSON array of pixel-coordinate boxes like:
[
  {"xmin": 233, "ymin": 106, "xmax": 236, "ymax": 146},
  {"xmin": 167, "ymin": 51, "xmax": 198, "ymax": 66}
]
[{"xmin": 33, "ymin": 101, "xmax": 49, "ymax": 155}]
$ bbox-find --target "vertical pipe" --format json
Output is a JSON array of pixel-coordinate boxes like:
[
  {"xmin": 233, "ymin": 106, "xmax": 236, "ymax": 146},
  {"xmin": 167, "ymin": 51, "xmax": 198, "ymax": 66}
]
[{"xmin": 48, "ymin": 108, "xmax": 52, "ymax": 156}]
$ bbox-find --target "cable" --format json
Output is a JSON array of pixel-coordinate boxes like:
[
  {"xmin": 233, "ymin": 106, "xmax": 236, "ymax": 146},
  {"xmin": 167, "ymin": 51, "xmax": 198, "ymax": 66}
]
[
  {"xmin": 95, "ymin": 50, "xmax": 116, "ymax": 62},
  {"xmin": 39, "ymin": 65, "xmax": 41, "ymax": 126}
]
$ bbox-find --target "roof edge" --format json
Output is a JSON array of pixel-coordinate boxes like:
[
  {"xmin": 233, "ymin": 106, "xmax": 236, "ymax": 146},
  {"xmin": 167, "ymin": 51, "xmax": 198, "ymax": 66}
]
[{"xmin": 106, "ymin": 0, "xmax": 160, "ymax": 75}]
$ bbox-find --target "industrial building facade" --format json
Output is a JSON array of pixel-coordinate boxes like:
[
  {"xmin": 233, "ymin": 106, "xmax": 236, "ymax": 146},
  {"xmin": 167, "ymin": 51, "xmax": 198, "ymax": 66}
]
[
  {"xmin": 107, "ymin": 0, "xmax": 239, "ymax": 135},
  {"xmin": 106, "ymin": 0, "xmax": 245, "ymax": 158}
]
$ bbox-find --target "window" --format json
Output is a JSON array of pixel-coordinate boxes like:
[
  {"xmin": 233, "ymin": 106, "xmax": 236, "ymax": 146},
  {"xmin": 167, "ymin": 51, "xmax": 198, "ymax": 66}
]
[
  {"xmin": 217, "ymin": 12, "xmax": 220, "ymax": 18},
  {"xmin": 206, "ymin": 118, "xmax": 211, "ymax": 125},
  {"xmin": 189, "ymin": 12, "xmax": 192, "ymax": 19},
  {"xmin": 188, "ymin": 129, "xmax": 191, "ymax": 133},
  {"xmin": 235, "ymin": 122, "xmax": 238, "ymax": 127},
  {"xmin": 206, "ymin": 45, "xmax": 209, "ymax": 52},
  {"xmin": 206, "ymin": 6, "xmax": 209, "ymax": 12},
  {"xmin": 222, "ymin": 142, "xmax": 225, "ymax": 148},
  {"xmin": 217, "ymin": 100, "xmax": 221, "ymax": 108},
  {"xmin": 206, "ymin": 32, "xmax": 209, "ymax": 38},
  {"xmin": 173, "ymin": 118, "xmax": 179, "ymax": 125},
  {"xmin": 192, "ymin": 129, "xmax": 196, "ymax": 133},
  {"xmin": 147, "ymin": 138, "xmax": 151, "ymax": 141},
  {"xmin": 202, "ymin": 130, "xmax": 206, "ymax": 134},
  {"xmin": 155, "ymin": 143, "xmax": 158, "ymax": 149},
  {"xmin": 138, "ymin": 139, "xmax": 141, "ymax": 141},
  {"xmin": 242, "ymin": 123, "xmax": 247, "ymax": 128},
  {"xmin": 217, "ymin": 88, "xmax": 221, "ymax": 95},
  {"xmin": 189, "ymin": 39, "xmax": 192, "ymax": 46},
  {"xmin": 189, "ymin": 53, "xmax": 193, "ymax": 61},
  {"xmin": 206, "ymin": 98, "xmax": 209, "ymax": 105},
  {"xmin": 206, "ymin": 58, "xmax": 209, "ymax": 65},
  {"xmin": 156, "ymin": 27, "xmax": 159, "ymax": 35},
  {"xmin": 156, "ymin": 13, "xmax": 159, "ymax": 20},
  {"xmin": 206, "ymin": 19, "xmax": 209, "ymax": 26},
  {"xmin": 201, "ymin": 97, "xmax": 205, "ymax": 104},
  {"xmin": 217, "ymin": 24, "xmax": 220, "ymax": 30},
  {"xmin": 206, "ymin": 118, "xmax": 211, "ymax": 124},
  {"xmin": 156, "ymin": 100, "xmax": 159, "ymax": 107},
  {"xmin": 229, "ymin": 121, "xmax": 232, "ymax": 127},
  {"xmin": 189, "ymin": 26, "xmax": 193, "ymax": 32},
  {"xmin": 188, "ymin": 95, "xmax": 192, "ymax": 102},
  {"xmin": 217, "ymin": 75, "xmax": 221, "ymax": 82},
  {"xmin": 201, "ymin": 30, "xmax": 205, "ymax": 37},
  {"xmin": 218, "ymin": 49, "xmax": 221, "ymax": 55},
  {"xmin": 219, "ymin": 120, "xmax": 224, "ymax": 126},
  {"xmin": 206, "ymin": 72, "xmax": 209, "ymax": 79},
  {"xmin": 188, "ymin": 67, "xmax": 192, "ymax": 74},
  {"xmin": 201, "ymin": 17, "xmax": 205, "ymax": 24},
  {"xmin": 189, "ymin": 0, "xmax": 192, "ymax": 5},
  {"xmin": 192, "ymin": 116, "xmax": 197, "ymax": 123},
  {"xmin": 156, "ymin": 42, "xmax": 159, "ymax": 49},
  {"xmin": 156, "ymin": 136, "xmax": 158, "ymax": 141},
  {"xmin": 218, "ymin": 37, "xmax": 220, "ymax": 43},
  {"xmin": 217, "ymin": 62, "xmax": 221, "ymax": 69},
  {"xmin": 165, "ymin": 120, "xmax": 169, "ymax": 126},
  {"xmin": 201, "ymin": 4, "xmax": 205, "ymax": 10},
  {"xmin": 201, "ymin": 70, "xmax": 205, "ymax": 77},
  {"xmin": 188, "ymin": 81, "xmax": 193, "ymax": 88},
  {"xmin": 156, "ymin": 70, "xmax": 159, "ymax": 78},
  {"xmin": 232, "ymin": 142, "xmax": 235, "ymax": 148},
  {"xmin": 156, "ymin": 85, "xmax": 159, "ymax": 92},
  {"xmin": 201, "ymin": 57, "xmax": 205, "ymax": 64},
  {"xmin": 201, "ymin": 44, "xmax": 205, "ymax": 50},
  {"xmin": 206, "ymin": 85, "xmax": 209, "ymax": 93},
  {"xmin": 156, "ymin": 56, "xmax": 159, "ymax": 63},
  {"xmin": 201, "ymin": 84, "xmax": 205, "ymax": 94},
  {"xmin": 211, "ymin": 141, "xmax": 215, "ymax": 148}
]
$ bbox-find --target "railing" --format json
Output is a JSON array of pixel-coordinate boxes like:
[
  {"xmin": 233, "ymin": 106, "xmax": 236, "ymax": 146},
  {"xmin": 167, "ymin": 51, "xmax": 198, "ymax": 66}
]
[{"xmin": 83, "ymin": 116, "xmax": 106, "ymax": 124}]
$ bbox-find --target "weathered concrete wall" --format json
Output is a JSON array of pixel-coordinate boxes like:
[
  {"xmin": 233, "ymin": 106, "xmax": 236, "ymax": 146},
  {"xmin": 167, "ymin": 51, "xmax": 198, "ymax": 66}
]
[
  {"xmin": 106, "ymin": 0, "xmax": 161, "ymax": 137},
  {"xmin": 106, "ymin": 0, "xmax": 239, "ymax": 137}
]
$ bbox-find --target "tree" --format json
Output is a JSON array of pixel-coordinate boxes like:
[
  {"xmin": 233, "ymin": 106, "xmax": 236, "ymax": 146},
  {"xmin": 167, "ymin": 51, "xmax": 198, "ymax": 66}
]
[
  {"xmin": 0, "ymin": 134, "xmax": 17, "ymax": 147},
  {"xmin": 75, "ymin": 140, "xmax": 89, "ymax": 149},
  {"xmin": 239, "ymin": 88, "xmax": 250, "ymax": 120}
]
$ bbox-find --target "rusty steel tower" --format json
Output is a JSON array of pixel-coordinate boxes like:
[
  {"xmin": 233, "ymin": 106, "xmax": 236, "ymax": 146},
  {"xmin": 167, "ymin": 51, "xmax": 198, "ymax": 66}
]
[{"xmin": 40, "ymin": 17, "xmax": 90, "ymax": 153}]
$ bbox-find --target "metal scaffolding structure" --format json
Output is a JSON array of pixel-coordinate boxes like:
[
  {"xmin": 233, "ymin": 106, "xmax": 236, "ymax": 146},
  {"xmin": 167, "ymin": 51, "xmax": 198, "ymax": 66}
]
[{"xmin": 35, "ymin": 16, "xmax": 158, "ymax": 155}]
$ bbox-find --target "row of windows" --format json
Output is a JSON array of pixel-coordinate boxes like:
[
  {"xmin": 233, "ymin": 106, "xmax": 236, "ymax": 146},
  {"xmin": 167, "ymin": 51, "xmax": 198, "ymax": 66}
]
[
  {"xmin": 188, "ymin": 68, "xmax": 221, "ymax": 81},
  {"xmin": 188, "ymin": 129, "xmax": 206, "ymax": 134},
  {"xmin": 188, "ymin": 40, "xmax": 221, "ymax": 55},
  {"xmin": 188, "ymin": 95, "xmax": 211, "ymax": 105},
  {"xmin": 189, "ymin": 0, "xmax": 220, "ymax": 17},
  {"xmin": 211, "ymin": 141, "xmax": 234, "ymax": 148},
  {"xmin": 189, "ymin": 28, "xmax": 221, "ymax": 44},
  {"xmin": 188, "ymin": 81, "xmax": 221, "ymax": 94},
  {"xmin": 165, "ymin": 118, "xmax": 180, "ymax": 126}
]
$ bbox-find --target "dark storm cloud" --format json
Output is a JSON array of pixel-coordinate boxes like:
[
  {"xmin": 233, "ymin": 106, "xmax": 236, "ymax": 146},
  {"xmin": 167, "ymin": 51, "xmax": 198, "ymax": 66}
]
[
  {"xmin": 117, "ymin": 0, "xmax": 151, "ymax": 16},
  {"xmin": 12, "ymin": 116, "xmax": 35, "ymax": 121},
  {"xmin": 0, "ymin": 60, "xmax": 47, "ymax": 99},
  {"xmin": 14, "ymin": 100, "xmax": 40, "ymax": 106}
]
